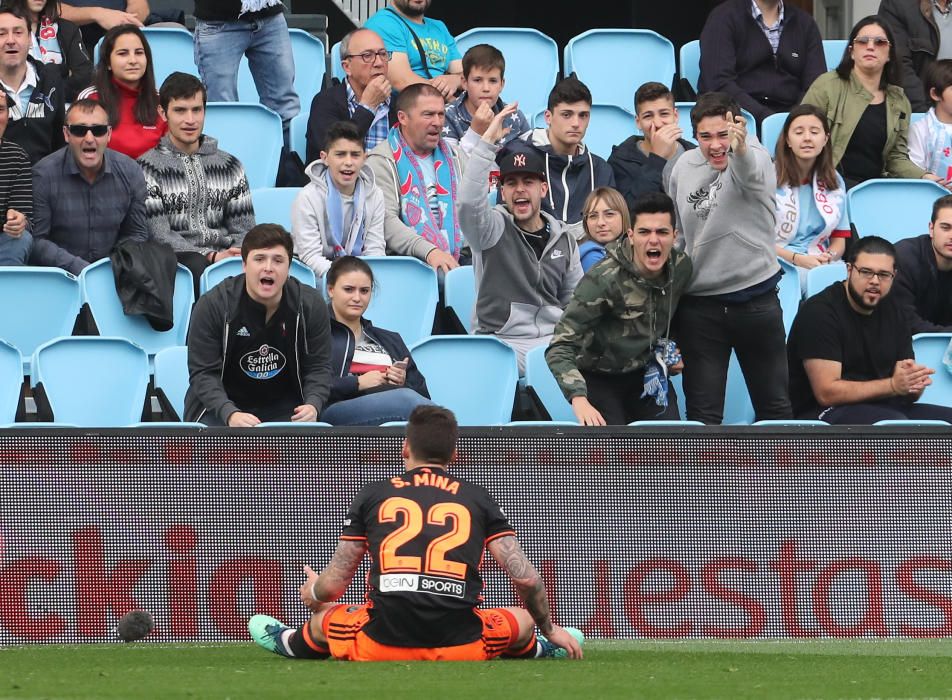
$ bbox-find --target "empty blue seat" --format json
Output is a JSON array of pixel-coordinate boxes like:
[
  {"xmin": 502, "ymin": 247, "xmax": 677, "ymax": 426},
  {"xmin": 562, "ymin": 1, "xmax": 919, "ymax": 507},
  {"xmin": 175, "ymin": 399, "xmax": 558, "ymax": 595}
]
[
  {"xmin": 680, "ymin": 40, "xmax": 701, "ymax": 92},
  {"xmin": 823, "ymin": 39, "xmax": 848, "ymax": 71},
  {"xmin": 777, "ymin": 258, "xmax": 801, "ymax": 333},
  {"xmin": 523, "ymin": 344, "xmax": 576, "ymax": 422},
  {"xmin": 95, "ymin": 27, "xmax": 197, "ymax": 87},
  {"xmin": 409, "ymin": 335, "xmax": 518, "ymax": 425},
  {"xmin": 238, "ymin": 29, "xmax": 327, "ymax": 107},
  {"xmin": 154, "ymin": 346, "xmax": 188, "ymax": 421},
  {"xmin": 31, "ymin": 337, "xmax": 150, "ymax": 426},
  {"xmin": 0, "ymin": 266, "xmax": 80, "ymax": 373},
  {"xmin": 848, "ymin": 178, "xmax": 946, "ymax": 243},
  {"xmin": 330, "ymin": 41, "xmax": 345, "ymax": 83},
  {"xmin": 444, "ymin": 265, "xmax": 475, "ymax": 333},
  {"xmin": 251, "ymin": 187, "xmax": 302, "ymax": 231},
  {"xmin": 199, "ymin": 256, "xmax": 316, "ymax": 295},
  {"xmin": 913, "ymin": 333, "xmax": 952, "ymax": 408},
  {"xmin": 455, "ymin": 27, "xmax": 559, "ymax": 119},
  {"xmin": 874, "ymin": 419, "xmax": 950, "ymax": 426},
  {"xmin": 753, "ymin": 419, "xmax": 828, "ymax": 426},
  {"xmin": 255, "ymin": 421, "xmax": 333, "ymax": 427},
  {"xmin": 586, "ymin": 104, "xmax": 635, "ymax": 160},
  {"xmin": 363, "ymin": 256, "xmax": 438, "ymax": 347},
  {"xmin": 78, "ymin": 259, "xmax": 193, "ymax": 364},
  {"xmin": 672, "ymin": 103, "xmax": 757, "ymax": 145},
  {"xmin": 760, "ymin": 111, "xmax": 787, "ymax": 155},
  {"xmin": 629, "ymin": 420, "xmax": 704, "ymax": 426},
  {"xmin": 0, "ymin": 340, "xmax": 22, "ymax": 423},
  {"xmin": 564, "ymin": 29, "xmax": 676, "ymax": 111},
  {"xmin": 725, "ymin": 351, "xmax": 755, "ymax": 425},
  {"xmin": 290, "ymin": 111, "xmax": 309, "ymax": 162},
  {"xmin": 204, "ymin": 102, "xmax": 282, "ymax": 190},
  {"xmin": 805, "ymin": 262, "xmax": 848, "ymax": 298}
]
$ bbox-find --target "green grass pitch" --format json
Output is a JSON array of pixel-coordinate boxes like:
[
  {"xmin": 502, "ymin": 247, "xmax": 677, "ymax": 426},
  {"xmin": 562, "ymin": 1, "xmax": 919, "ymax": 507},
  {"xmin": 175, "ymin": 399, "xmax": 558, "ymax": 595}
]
[{"xmin": 2, "ymin": 640, "xmax": 952, "ymax": 699}]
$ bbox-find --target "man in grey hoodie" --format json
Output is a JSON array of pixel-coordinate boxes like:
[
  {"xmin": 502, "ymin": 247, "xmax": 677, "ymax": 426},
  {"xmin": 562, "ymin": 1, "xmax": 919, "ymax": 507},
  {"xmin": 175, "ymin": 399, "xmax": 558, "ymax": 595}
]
[
  {"xmin": 665, "ymin": 91, "xmax": 792, "ymax": 424},
  {"xmin": 460, "ymin": 105, "xmax": 582, "ymax": 374}
]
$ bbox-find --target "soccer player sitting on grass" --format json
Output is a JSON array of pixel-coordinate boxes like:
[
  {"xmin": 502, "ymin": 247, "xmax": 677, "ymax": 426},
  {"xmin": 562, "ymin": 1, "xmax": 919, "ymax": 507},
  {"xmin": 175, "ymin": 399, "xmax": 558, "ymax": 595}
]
[{"xmin": 248, "ymin": 405, "xmax": 584, "ymax": 662}]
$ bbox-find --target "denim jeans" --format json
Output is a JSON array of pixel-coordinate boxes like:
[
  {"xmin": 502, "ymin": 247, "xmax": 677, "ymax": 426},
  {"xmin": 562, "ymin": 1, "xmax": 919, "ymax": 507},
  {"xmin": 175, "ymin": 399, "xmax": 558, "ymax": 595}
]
[
  {"xmin": 193, "ymin": 13, "xmax": 300, "ymax": 131},
  {"xmin": 320, "ymin": 388, "xmax": 434, "ymax": 426},
  {"xmin": 0, "ymin": 231, "xmax": 32, "ymax": 265}
]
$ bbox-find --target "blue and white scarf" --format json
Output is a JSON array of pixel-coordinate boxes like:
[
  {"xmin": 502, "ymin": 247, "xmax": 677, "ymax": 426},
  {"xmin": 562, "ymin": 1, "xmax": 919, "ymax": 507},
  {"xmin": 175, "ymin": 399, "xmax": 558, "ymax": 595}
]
[
  {"xmin": 324, "ymin": 169, "xmax": 366, "ymax": 258},
  {"xmin": 922, "ymin": 107, "xmax": 952, "ymax": 182}
]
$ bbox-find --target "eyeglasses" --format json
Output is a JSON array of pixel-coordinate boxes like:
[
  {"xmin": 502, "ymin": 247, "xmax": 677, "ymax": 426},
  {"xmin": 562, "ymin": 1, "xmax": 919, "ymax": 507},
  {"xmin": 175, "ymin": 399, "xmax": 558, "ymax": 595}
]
[
  {"xmin": 343, "ymin": 49, "xmax": 392, "ymax": 64},
  {"xmin": 851, "ymin": 266, "xmax": 895, "ymax": 281},
  {"xmin": 853, "ymin": 36, "xmax": 890, "ymax": 47},
  {"xmin": 67, "ymin": 124, "xmax": 109, "ymax": 138}
]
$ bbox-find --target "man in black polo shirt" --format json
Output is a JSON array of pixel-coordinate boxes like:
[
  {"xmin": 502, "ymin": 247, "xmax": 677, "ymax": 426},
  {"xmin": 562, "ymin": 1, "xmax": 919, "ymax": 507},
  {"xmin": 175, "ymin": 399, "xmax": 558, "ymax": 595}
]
[
  {"xmin": 184, "ymin": 223, "xmax": 332, "ymax": 426},
  {"xmin": 787, "ymin": 236, "xmax": 952, "ymax": 423}
]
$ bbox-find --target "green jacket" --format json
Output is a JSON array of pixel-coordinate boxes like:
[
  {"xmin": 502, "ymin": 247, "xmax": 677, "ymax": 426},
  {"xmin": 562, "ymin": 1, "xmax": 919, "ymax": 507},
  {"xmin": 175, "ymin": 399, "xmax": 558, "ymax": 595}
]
[
  {"xmin": 801, "ymin": 70, "xmax": 925, "ymax": 179},
  {"xmin": 545, "ymin": 239, "xmax": 693, "ymax": 401}
]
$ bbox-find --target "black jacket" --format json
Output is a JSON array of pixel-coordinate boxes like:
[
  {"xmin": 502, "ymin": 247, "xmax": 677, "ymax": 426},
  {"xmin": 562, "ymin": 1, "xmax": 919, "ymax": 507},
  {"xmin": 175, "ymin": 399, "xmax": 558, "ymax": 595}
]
[
  {"xmin": 305, "ymin": 78, "xmax": 399, "ymax": 165},
  {"xmin": 4, "ymin": 56, "xmax": 65, "ymax": 164},
  {"xmin": 47, "ymin": 19, "xmax": 93, "ymax": 101},
  {"xmin": 184, "ymin": 275, "xmax": 332, "ymax": 423},
  {"xmin": 608, "ymin": 135, "xmax": 697, "ymax": 212},
  {"xmin": 328, "ymin": 314, "xmax": 429, "ymax": 403},
  {"xmin": 110, "ymin": 239, "xmax": 177, "ymax": 331},
  {"xmin": 879, "ymin": 0, "xmax": 938, "ymax": 112},
  {"xmin": 894, "ymin": 233, "xmax": 952, "ymax": 334}
]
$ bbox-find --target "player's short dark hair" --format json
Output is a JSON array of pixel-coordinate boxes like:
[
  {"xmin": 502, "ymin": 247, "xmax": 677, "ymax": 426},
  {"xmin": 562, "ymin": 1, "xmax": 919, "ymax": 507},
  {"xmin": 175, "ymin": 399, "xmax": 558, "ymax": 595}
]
[
  {"xmin": 689, "ymin": 92, "xmax": 741, "ymax": 136},
  {"xmin": 159, "ymin": 72, "xmax": 207, "ymax": 112},
  {"xmin": 634, "ymin": 81, "xmax": 673, "ymax": 112},
  {"xmin": 631, "ymin": 192, "xmax": 676, "ymax": 228},
  {"xmin": 846, "ymin": 235, "xmax": 896, "ymax": 264},
  {"xmin": 926, "ymin": 59, "xmax": 952, "ymax": 104},
  {"xmin": 462, "ymin": 43, "xmax": 505, "ymax": 79},
  {"xmin": 323, "ymin": 121, "xmax": 364, "ymax": 151},
  {"xmin": 396, "ymin": 82, "xmax": 445, "ymax": 114},
  {"xmin": 547, "ymin": 74, "xmax": 591, "ymax": 112},
  {"xmin": 932, "ymin": 194, "xmax": 952, "ymax": 222},
  {"xmin": 326, "ymin": 255, "xmax": 375, "ymax": 290},
  {"xmin": 406, "ymin": 405, "xmax": 458, "ymax": 465},
  {"xmin": 241, "ymin": 224, "xmax": 293, "ymax": 261}
]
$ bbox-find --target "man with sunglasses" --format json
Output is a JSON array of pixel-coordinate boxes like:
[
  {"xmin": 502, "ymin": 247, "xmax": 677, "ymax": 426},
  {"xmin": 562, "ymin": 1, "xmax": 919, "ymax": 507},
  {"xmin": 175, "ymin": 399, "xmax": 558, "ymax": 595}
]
[
  {"xmin": 30, "ymin": 98, "xmax": 148, "ymax": 274},
  {"xmin": 787, "ymin": 235, "xmax": 952, "ymax": 423},
  {"xmin": 305, "ymin": 28, "xmax": 397, "ymax": 164}
]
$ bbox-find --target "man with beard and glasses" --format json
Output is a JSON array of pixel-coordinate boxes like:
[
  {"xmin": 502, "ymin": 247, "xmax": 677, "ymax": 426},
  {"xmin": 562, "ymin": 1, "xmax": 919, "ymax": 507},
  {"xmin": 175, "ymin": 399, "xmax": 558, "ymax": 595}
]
[
  {"xmin": 894, "ymin": 194, "xmax": 952, "ymax": 332},
  {"xmin": 787, "ymin": 235, "xmax": 952, "ymax": 423}
]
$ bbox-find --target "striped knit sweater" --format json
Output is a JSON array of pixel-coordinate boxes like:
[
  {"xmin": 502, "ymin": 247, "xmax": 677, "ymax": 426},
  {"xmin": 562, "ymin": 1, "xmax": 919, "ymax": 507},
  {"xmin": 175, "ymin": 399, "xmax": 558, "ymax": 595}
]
[
  {"xmin": 0, "ymin": 139, "xmax": 33, "ymax": 224},
  {"xmin": 137, "ymin": 134, "xmax": 255, "ymax": 255}
]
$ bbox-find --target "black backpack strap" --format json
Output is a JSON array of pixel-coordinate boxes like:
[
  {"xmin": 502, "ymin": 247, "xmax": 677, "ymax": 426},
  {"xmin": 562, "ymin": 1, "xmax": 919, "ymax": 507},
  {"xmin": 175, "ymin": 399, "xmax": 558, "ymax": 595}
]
[{"xmin": 384, "ymin": 6, "xmax": 433, "ymax": 79}]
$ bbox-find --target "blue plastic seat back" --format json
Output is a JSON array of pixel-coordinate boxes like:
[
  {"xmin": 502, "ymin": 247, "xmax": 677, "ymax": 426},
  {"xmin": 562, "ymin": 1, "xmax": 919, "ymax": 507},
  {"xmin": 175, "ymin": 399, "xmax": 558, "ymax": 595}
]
[
  {"xmin": 238, "ymin": 29, "xmax": 327, "ymax": 107},
  {"xmin": 79, "ymin": 259, "xmax": 193, "ymax": 358},
  {"xmin": 565, "ymin": 30, "xmax": 675, "ymax": 110},
  {"xmin": 760, "ymin": 111, "xmax": 788, "ymax": 155},
  {"xmin": 95, "ymin": 28, "xmax": 197, "ymax": 87},
  {"xmin": 671, "ymin": 103, "xmax": 757, "ymax": 145},
  {"xmin": 362, "ymin": 256, "xmax": 438, "ymax": 347},
  {"xmin": 290, "ymin": 111, "xmax": 309, "ymax": 162},
  {"xmin": 913, "ymin": 333, "xmax": 952, "ymax": 407},
  {"xmin": 199, "ymin": 256, "xmax": 316, "ymax": 295},
  {"xmin": 32, "ymin": 337, "xmax": 149, "ymax": 426},
  {"xmin": 725, "ymin": 351, "xmax": 756, "ymax": 425},
  {"xmin": 805, "ymin": 261, "xmax": 848, "ymax": 298},
  {"xmin": 443, "ymin": 265, "xmax": 475, "ymax": 334},
  {"xmin": 524, "ymin": 344, "xmax": 576, "ymax": 422},
  {"xmin": 680, "ymin": 40, "xmax": 701, "ymax": 92},
  {"xmin": 911, "ymin": 112, "xmax": 927, "ymax": 125},
  {"xmin": 823, "ymin": 39, "xmax": 848, "ymax": 70},
  {"xmin": 455, "ymin": 27, "xmax": 559, "ymax": 119},
  {"xmin": 0, "ymin": 266, "xmax": 80, "ymax": 372},
  {"xmin": 586, "ymin": 104, "xmax": 635, "ymax": 160},
  {"xmin": 0, "ymin": 339, "xmax": 22, "ymax": 423},
  {"xmin": 204, "ymin": 102, "xmax": 282, "ymax": 190},
  {"xmin": 848, "ymin": 178, "xmax": 946, "ymax": 243},
  {"xmin": 154, "ymin": 345, "xmax": 188, "ymax": 421},
  {"xmin": 777, "ymin": 258, "xmax": 802, "ymax": 334},
  {"xmin": 409, "ymin": 336, "xmax": 518, "ymax": 425},
  {"xmin": 251, "ymin": 187, "xmax": 302, "ymax": 231},
  {"xmin": 330, "ymin": 41, "xmax": 345, "ymax": 82}
]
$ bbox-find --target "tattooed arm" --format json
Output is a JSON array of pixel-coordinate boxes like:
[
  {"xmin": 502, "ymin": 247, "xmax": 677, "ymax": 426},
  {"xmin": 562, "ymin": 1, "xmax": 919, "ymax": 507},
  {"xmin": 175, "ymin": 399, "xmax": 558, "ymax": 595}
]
[
  {"xmin": 299, "ymin": 540, "xmax": 368, "ymax": 611},
  {"xmin": 487, "ymin": 535, "xmax": 553, "ymax": 634}
]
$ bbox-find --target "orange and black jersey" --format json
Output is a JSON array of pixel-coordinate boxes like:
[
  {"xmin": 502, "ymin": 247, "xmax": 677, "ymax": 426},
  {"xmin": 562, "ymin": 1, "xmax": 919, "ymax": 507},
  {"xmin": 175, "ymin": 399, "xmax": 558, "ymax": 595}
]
[{"xmin": 339, "ymin": 466, "xmax": 514, "ymax": 648}]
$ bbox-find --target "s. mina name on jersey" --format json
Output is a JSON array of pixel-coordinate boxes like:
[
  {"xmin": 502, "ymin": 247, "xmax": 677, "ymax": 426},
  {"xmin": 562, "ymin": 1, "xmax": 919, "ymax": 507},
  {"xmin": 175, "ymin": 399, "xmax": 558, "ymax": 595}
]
[{"xmin": 390, "ymin": 471, "xmax": 460, "ymax": 494}]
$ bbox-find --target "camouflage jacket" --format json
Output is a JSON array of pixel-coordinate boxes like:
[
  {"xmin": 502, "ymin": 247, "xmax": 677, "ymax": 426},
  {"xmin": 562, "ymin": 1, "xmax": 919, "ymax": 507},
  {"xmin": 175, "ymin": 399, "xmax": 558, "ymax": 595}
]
[{"xmin": 545, "ymin": 238, "xmax": 693, "ymax": 401}]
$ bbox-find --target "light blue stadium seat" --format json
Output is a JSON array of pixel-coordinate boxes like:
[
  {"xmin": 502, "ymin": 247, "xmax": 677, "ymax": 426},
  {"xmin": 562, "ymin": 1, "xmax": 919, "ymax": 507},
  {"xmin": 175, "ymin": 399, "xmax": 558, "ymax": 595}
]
[
  {"xmin": 777, "ymin": 258, "xmax": 801, "ymax": 334},
  {"xmin": 564, "ymin": 29, "xmax": 676, "ymax": 110},
  {"xmin": 154, "ymin": 346, "xmax": 188, "ymax": 421},
  {"xmin": 523, "ymin": 344, "xmax": 576, "ymax": 423},
  {"xmin": 753, "ymin": 419, "xmax": 828, "ymax": 426},
  {"xmin": 409, "ymin": 335, "xmax": 518, "ymax": 425},
  {"xmin": 847, "ymin": 178, "xmax": 946, "ymax": 243},
  {"xmin": 455, "ymin": 27, "xmax": 559, "ymax": 119},
  {"xmin": 290, "ymin": 111, "xmax": 309, "ymax": 162},
  {"xmin": 31, "ymin": 337, "xmax": 150, "ymax": 426},
  {"xmin": 444, "ymin": 265, "xmax": 475, "ymax": 334},
  {"xmin": 629, "ymin": 420, "xmax": 704, "ymax": 426},
  {"xmin": 129, "ymin": 422, "xmax": 206, "ymax": 428},
  {"xmin": 0, "ymin": 340, "xmax": 22, "ymax": 423},
  {"xmin": 255, "ymin": 422, "xmax": 333, "ymax": 427},
  {"xmin": 760, "ymin": 111, "xmax": 787, "ymax": 155},
  {"xmin": 680, "ymin": 39, "xmax": 701, "ymax": 92},
  {"xmin": 587, "ymin": 104, "xmax": 635, "ymax": 160},
  {"xmin": 725, "ymin": 351, "xmax": 755, "ymax": 425},
  {"xmin": 363, "ymin": 256, "xmax": 438, "ymax": 347},
  {"xmin": 95, "ymin": 28, "xmax": 197, "ymax": 87},
  {"xmin": 238, "ymin": 29, "xmax": 327, "ymax": 106},
  {"xmin": 875, "ymin": 419, "xmax": 950, "ymax": 426},
  {"xmin": 911, "ymin": 112, "xmax": 927, "ymax": 125},
  {"xmin": 672, "ymin": 103, "xmax": 757, "ymax": 145},
  {"xmin": 823, "ymin": 39, "xmax": 848, "ymax": 71},
  {"xmin": 251, "ymin": 187, "xmax": 302, "ymax": 230},
  {"xmin": 0, "ymin": 266, "xmax": 80, "ymax": 373},
  {"xmin": 78, "ymin": 259, "xmax": 193, "ymax": 365},
  {"xmin": 199, "ymin": 256, "xmax": 316, "ymax": 295},
  {"xmin": 805, "ymin": 261, "xmax": 848, "ymax": 298},
  {"xmin": 330, "ymin": 41, "xmax": 344, "ymax": 83},
  {"xmin": 913, "ymin": 333, "xmax": 952, "ymax": 408},
  {"xmin": 204, "ymin": 102, "xmax": 282, "ymax": 190},
  {"xmin": 505, "ymin": 421, "xmax": 579, "ymax": 426}
]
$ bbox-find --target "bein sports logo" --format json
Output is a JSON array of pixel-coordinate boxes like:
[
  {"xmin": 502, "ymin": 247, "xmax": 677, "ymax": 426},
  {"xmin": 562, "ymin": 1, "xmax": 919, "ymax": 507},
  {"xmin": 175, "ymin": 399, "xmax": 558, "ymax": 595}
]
[
  {"xmin": 379, "ymin": 573, "xmax": 466, "ymax": 598},
  {"xmin": 240, "ymin": 344, "xmax": 286, "ymax": 380}
]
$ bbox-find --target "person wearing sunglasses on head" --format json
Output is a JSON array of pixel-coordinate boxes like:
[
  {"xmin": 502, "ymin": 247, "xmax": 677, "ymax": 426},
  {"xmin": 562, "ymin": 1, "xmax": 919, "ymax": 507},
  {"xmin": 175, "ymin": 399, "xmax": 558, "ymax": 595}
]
[
  {"xmin": 29, "ymin": 98, "xmax": 148, "ymax": 274},
  {"xmin": 802, "ymin": 15, "xmax": 944, "ymax": 189}
]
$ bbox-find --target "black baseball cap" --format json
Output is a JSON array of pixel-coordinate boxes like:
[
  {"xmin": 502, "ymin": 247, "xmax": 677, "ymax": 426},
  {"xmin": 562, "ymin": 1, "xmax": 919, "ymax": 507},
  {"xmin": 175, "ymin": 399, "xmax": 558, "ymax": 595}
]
[{"xmin": 497, "ymin": 147, "xmax": 547, "ymax": 180}]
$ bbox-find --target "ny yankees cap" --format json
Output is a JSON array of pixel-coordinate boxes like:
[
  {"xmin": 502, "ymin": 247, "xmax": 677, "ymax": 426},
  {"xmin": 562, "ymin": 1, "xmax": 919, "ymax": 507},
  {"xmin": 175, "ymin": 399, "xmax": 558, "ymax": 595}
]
[{"xmin": 497, "ymin": 147, "xmax": 546, "ymax": 180}]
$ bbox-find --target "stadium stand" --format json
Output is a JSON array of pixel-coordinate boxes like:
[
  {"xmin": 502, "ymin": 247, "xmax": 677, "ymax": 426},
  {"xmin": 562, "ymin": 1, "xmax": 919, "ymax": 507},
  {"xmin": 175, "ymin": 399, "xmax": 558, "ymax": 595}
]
[
  {"xmin": 330, "ymin": 41, "xmax": 345, "ymax": 83},
  {"xmin": 912, "ymin": 333, "xmax": 952, "ymax": 408},
  {"xmin": 203, "ymin": 102, "xmax": 283, "ymax": 190},
  {"xmin": 199, "ymin": 256, "xmax": 317, "ymax": 295},
  {"xmin": 251, "ymin": 187, "xmax": 302, "ymax": 231},
  {"xmin": 363, "ymin": 256, "xmax": 439, "ymax": 347},
  {"xmin": 443, "ymin": 265, "xmax": 476, "ymax": 334},
  {"xmin": 523, "ymin": 344, "xmax": 576, "ymax": 423},
  {"xmin": 847, "ymin": 179, "xmax": 947, "ymax": 243},
  {"xmin": 679, "ymin": 40, "xmax": 701, "ymax": 93},
  {"xmin": 586, "ymin": 104, "xmax": 636, "ymax": 160},
  {"xmin": 760, "ymin": 111, "xmax": 787, "ymax": 154},
  {"xmin": 0, "ymin": 340, "xmax": 22, "ymax": 423},
  {"xmin": 805, "ymin": 261, "xmax": 848, "ymax": 298},
  {"xmin": 822, "ymin": 39, "xmax": 848, "ymax": 71},
  {"xmin": 153, "ymin": 346, "xmax": 188, "ymax": 422}
]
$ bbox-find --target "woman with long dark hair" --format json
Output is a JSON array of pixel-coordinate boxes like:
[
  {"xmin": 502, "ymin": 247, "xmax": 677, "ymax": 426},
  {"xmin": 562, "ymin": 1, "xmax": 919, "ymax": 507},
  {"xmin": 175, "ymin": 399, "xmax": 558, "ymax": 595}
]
[{"xmin": 77, "ymin": 24, "xmax": 166, "ymax": 158}]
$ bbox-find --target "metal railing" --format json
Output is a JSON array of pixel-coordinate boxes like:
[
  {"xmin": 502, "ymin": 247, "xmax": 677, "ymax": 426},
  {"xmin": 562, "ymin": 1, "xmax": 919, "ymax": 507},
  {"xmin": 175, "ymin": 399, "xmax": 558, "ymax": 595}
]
[{"xmin": 334, "ymin": 0, "xmax": 388, "ymax": 25}]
